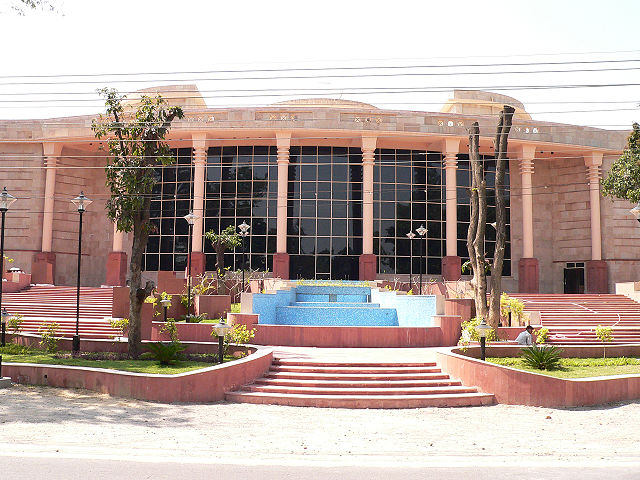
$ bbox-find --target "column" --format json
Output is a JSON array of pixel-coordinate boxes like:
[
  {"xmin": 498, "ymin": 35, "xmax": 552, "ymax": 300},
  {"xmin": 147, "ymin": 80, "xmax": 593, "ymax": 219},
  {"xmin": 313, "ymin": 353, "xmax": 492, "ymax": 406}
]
[
  {"xmin": 189, "ymin": 133, "xmax": 207, "ymax": 277},
  {"xmin": 518, "ymin": 144, "xmax": 539, "ymax": 293},
  {"xmin": 106, "ymin": 224, "xmax": 128, "ymax": 286},
  {"xmin": 441, "ymin": 137, "xmax": 462, "ymax": 280},
  {"xmin": 273, "ymin": 132, "xmax": 291, "ymax": 279},
  {"xmin": 31, "ymin": 142, "xmax": 61, "ymax": 284},
  {"xmin": 585, "ymin": 152, "xmax": 608, "ymax": 293},
  {"xmin": 359, "ymin": 136, "xmax": 377, "ymax": 281}
]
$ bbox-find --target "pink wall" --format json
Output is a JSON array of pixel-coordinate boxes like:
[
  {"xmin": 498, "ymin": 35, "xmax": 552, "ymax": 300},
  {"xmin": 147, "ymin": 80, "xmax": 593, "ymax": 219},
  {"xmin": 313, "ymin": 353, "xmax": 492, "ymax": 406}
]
[
  {"xmin": 4, "ymin": 346, "xmax": 273, "ymax": 403},
  {"xmin": 436, "ymin": 347, "xmax": 640, "ymax": 407}
]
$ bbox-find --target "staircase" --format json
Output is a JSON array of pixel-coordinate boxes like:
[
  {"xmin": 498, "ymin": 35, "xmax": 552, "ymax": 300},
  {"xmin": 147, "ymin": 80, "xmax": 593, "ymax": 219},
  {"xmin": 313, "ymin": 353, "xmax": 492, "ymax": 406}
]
[
  {"xmin": 2, "ymin": 285, "xmax": 120, "ymax": 339},
  {"xmin": 513, "ymin": 294, "xmax": 640, "ymax": 344},
  {"xmin": 226, "ymin": 358, "xmax": 494, "ymax": 408}
]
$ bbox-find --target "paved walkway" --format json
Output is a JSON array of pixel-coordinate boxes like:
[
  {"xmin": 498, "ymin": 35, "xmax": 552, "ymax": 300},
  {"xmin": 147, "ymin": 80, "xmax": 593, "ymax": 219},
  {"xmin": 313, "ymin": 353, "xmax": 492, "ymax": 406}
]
[{"xmin": 1, "ymin": 383, "xmax": 639, "ymax": 470}]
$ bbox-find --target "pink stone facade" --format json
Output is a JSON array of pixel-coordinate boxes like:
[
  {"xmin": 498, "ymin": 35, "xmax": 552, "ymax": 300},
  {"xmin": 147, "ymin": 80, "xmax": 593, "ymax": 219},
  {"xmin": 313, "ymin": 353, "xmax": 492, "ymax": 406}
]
[{"xmin": 0, "ymin": 87, "xmax": 633, "ymax": 293}]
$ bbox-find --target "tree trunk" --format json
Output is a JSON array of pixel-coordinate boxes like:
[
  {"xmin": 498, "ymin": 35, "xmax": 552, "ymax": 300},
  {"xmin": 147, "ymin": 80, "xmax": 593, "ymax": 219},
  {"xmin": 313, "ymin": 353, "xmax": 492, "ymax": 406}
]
[
  {"xmin": 127, "ymin": 194, "xmax": 153, "ymax": 357},
  {"xmin": 467, "ymin": 122, "xmax": 488, "ymax": 321},
  {"xmin": 488, "ymin": 106, "xmax": 515, "ymax": 329},
  {"xmin": 214, "ymin": 244, "xmax": 226, "ymax": 294}
]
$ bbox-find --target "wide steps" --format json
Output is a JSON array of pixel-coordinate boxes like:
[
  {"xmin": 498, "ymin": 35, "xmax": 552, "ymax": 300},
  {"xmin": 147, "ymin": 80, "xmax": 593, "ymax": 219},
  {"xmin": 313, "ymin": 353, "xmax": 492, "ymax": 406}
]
[
  {"xmin": 224, "ymin": 391, "xmax": 494, "ymax": 409},
  {"xmin": 226, "ymin": 359, "xmax": 494, "ymax": 408}
]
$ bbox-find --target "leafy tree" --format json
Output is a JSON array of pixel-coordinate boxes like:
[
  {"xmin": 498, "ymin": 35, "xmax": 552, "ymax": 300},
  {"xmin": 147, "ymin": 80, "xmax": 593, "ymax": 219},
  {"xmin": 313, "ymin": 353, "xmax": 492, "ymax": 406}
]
[
  {"xmin": 601, "ymin": 123, "xmax": 640, "ymax": 203},
  {"xmin": 92, "ymin": 88, "xmax": 183, "ymax": 357},
  {"xmin": 205, "ymin": 225, "xmax": 242, "ymax": 275}
]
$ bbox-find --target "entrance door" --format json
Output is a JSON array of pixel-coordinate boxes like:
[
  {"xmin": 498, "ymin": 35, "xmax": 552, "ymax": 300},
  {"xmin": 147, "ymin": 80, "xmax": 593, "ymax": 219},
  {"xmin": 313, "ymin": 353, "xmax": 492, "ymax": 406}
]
[{"xmin": 564, "ymin": 262, "xmax": 585, "ymax": 294}]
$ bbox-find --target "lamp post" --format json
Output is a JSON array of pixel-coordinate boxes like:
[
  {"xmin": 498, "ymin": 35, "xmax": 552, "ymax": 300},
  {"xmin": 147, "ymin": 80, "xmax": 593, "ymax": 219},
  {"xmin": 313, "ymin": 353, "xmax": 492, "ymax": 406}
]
[
  {"xmin": 406, "ymin": 231, "xmax": 415, "ymax": 291},
  {"xmin": 184, "ymin": 211, "xmax": 198, "ymax": 320},
  {"xmin": 70, "ymin": 192, "xmax": 91, "ymax": 355},
  {"xmin": 160, "ymin": 298, "xmax": 171, "ymax": 323},
  {"xmin": 238, "ymin": 221, "xmax": 250, "ymax": 293},
  {"xmin": 416, "ymin": 225, "xmax": 427, "ymax": 295},
  {"xmin": 477, "ymin": 318, "xmax": 491, "ymax": 361},
  {"xmin": 212, "ymin": 321, "xmax": 232, "ymax": 364},
  {"xmin": 1, "ymin": 308, "xmax": 8, "ymax": 347},
  {"xmin": 0, "ymin": 187, "xmax": 17, "ymax": 332}
]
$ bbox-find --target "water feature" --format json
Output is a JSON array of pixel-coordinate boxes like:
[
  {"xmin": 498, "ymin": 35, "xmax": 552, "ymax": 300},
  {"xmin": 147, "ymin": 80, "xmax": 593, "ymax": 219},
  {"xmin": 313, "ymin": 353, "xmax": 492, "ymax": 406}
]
[{"xmin": 250, "ymin": 282, "xmax": 437, "ymax": 327}]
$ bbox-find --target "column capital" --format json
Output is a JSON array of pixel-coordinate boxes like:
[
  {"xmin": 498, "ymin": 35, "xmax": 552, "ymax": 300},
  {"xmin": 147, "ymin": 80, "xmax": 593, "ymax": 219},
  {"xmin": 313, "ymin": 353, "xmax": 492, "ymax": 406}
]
[
  {"xmin": 586, "ymin": 163, "xmax": 602, "ymax": 184},
  {"xmin": 361, "ymin": 135, "xmax": 377, "ymax": 153},
  {"xmin": 584, "ymin": 151, "xmax": 604, "ymax": 168},
  {"xmin": 276, "ymin": 131, "xmax": 291, "ymax": 164},
  {"xmin": 42, "ymin": 141, "xmax": 62, "ymax": 158},
  {"xmin": 442, "ymin": 137, "xmax": 462, "ymax": 156},
  {"xmin": 191, "ymin": 132, "xmax": 208, "ymax": 151}
]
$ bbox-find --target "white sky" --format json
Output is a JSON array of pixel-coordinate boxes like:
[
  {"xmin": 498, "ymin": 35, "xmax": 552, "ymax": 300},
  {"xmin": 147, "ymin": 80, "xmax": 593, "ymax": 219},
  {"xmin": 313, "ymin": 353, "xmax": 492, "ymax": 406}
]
[{"xmin": 0, "ymin": 0, "xmax": 639, "ymax": 129}]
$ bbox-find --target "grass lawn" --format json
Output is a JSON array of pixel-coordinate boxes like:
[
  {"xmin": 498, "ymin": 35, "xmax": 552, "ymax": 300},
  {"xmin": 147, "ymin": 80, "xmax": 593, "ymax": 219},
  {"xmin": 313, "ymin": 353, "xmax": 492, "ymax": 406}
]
[
  {"xmin": 487, "ymin": 356, "xmax": 640, "ymax": 378},
  {"xmin": 0, "ymin": 345, "xmax": 237, "ymax": 374}
]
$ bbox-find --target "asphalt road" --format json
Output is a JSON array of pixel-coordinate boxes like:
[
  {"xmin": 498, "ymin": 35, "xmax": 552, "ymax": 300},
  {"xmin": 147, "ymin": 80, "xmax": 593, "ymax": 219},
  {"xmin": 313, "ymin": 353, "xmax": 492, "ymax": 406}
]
[{"xmin": 1, "ymin": 456, "xmax": 639, "ymax": 480}]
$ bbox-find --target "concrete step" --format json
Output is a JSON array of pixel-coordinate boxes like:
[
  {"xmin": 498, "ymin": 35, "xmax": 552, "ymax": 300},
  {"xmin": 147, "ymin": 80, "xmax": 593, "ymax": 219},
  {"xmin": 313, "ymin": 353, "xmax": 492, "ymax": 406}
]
[
  {"xmin": 254, "ymin": 378, "xmax": 462, "ymax": 388},
  {"xmin": 224, "ymin": 391, "xmax": 495, "ymax": 408},
  {"xmin": 264, "ymin": 371, "xmax": 452, "ymax": 381}
]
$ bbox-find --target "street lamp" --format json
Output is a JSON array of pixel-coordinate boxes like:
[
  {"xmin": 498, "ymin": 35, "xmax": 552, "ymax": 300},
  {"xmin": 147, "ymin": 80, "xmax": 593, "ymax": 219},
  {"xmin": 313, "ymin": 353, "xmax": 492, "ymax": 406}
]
[
  {"xmin": 406, "ymin": 231, "xmax": 415, "ymax": 291},
  {"xmin": 476, "ymin": 318, "xmax": 491, "ymax": 361},
  {"xmin": 1, "ymin": 308, "xmax": 9, "ymax": 347},
  {"xmin": 238, "ymin": 221, "xmax": 250, "ymax": 293},
  {"xmin": 630, "ymin": 202, "xmax": 640, "ymax": 223},
  {"xmin": 70, "ymin": 192, "xmax": 92, "ymax": 355},
  {"xmin": 160, "ymin": 297, "xmax": 171, "ymax": 323},
  {"xmin": 416, "ymin": 225, "xmax": 427, "ymax": 295},
  {"xmin": 212, "ymin": 321, "xmax": 233, "ymax": 364},
  {"xmin": 184, "ymin": 211, "xmax": 198, "ymax": 320},
  {"xmin": 0, "ymin": 187, "xmax": 17, "ymax": 334}
]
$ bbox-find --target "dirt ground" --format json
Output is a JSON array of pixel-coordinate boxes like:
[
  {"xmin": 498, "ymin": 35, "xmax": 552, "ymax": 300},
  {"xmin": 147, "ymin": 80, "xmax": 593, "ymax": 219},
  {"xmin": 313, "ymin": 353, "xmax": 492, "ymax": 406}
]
[{"xmin": 1, "ymin": 384, "xmax": 639, "ymax": 468}]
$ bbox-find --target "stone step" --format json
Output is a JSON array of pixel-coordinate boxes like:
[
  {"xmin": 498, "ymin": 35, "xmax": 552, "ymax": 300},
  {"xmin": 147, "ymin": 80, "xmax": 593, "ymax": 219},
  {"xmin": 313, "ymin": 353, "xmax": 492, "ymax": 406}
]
[
  {"xmin": 273, "ymin": 360, "xmax": 438, "ymax": 367},
  {"xmin": 270, "ymin": 365, "xmax": 442, "ymax": 374},
  {"xmin": 240, "ymin": 384, "xmax": 477, "ymax": 396},
  {"xmin": 264, "ymin": 371, "xmax": 451, "ymax": 381},
  {"xmin": 224, "ymin": 391, "xmax": 495, "ymax": 408},
  {"xmin": 254, "ymin": 378, "xmax": 462, "ymax": 388}
]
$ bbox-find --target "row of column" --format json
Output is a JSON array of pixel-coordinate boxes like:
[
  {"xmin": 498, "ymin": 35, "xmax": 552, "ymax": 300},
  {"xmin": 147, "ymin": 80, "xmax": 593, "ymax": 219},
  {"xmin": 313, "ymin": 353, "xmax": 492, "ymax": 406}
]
[{"xmin": 31, "ymin": 136, "xmax": 608, "ymax": 292}]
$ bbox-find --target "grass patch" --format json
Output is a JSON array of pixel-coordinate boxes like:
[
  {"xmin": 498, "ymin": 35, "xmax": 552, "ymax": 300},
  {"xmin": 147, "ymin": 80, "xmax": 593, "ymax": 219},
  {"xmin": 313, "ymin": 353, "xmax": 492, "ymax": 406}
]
[
  {"xmin": 231, "ymin": 303, "xmax": 241, "ymax": 313},
  {"xmin": 0, "ymin": 344, "xmax": 237, "ymax": 374},
  {"xmin": 487, "ymin": 356, "xmax": 640, "ymax": 378}
]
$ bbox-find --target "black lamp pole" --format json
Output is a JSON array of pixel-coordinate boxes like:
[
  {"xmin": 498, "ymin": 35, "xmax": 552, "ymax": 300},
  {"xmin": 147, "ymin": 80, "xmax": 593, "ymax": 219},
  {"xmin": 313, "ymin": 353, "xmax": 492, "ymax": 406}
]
[
  {"xmin": 238, "ymin": 221, "xmax": 250, "ymax": 294},
  {"xmin": 187, "ymin": 221, "xmax": 193, "ymax": 317},
  {"xmin": 406, "ymin": 231, "xmax": 415, "ymax": 291},
  {"xmin": 416, "ymin": 225, "xmax": 427, "ymax": 295},
  {"xmin": 0, "ymin": 187, "xmax": 17, "ymax": 339},
  {"xmin": 71, "ymin": 192, "xmax": 91, "ymax": 355}
]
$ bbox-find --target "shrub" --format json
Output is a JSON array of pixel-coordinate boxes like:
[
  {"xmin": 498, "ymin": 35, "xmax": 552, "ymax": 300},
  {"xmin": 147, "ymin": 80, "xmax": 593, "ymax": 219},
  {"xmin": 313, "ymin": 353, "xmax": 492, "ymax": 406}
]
[
  {"xmin": 520, "ymin": 344, "xmax": 563, "ymax": 370},
  {"xmin": 534, "ymin": 327, "xmax": 550, "ymax": 344},
  {"xmin": 595, "ymin": 325, "xmax": 614, "ymax": 358},
  {"xmin": 145, "ymin": 341, "xmax": 186, "ymax": 365},
  {"xmin": 109, "ymin": 318, "xmax": 129, "ymax": 338},
  {"xmin": 38, "ymin": 322, "xmax": 60, "ymax": 353},
  {"xmin": 185, "ymin": 313, "xmax": 207, "ymax": 323},
  {"xmin": 500, "ymin": 293, "xmax": 526, "ymax": 326},
  {"xmin": 7, "ymin": 313, "xmax": 24, "ymax": 334},
  {"xmin": 160, "ymin": 318, "xmax": 179, "ymax": 342},
  {"xmin": 458, "ymin": 317, "xmax": 498, "ymax": 349},
  {"xmin": 213, "ymin": 324, "xmax": 256, "ymax": 355}
]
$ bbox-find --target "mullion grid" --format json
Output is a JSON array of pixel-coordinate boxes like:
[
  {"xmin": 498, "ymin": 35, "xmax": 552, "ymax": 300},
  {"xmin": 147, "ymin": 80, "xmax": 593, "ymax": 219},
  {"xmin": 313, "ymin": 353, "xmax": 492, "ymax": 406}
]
[
  {"xmin": 374, "ymin": 149, "xmax": 442, "ymax": 276},
  {"xmin": 144, "ymin": 148, "xmax": 193, "ymax": 272}
]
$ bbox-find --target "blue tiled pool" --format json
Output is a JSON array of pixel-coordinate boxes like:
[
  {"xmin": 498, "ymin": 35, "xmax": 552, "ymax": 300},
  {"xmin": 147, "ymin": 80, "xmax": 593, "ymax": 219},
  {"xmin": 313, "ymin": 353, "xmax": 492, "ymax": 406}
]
[{"xmin": 250, "ymin": 283, "xmax": 436, "ymax": 327}]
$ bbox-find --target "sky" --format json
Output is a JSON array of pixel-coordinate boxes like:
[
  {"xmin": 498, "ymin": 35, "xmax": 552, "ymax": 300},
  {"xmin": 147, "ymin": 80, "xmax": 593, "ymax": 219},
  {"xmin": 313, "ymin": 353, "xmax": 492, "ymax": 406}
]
[{"xmin": 0, "ymin": 0, "xmax": 639, "ymax": 130}]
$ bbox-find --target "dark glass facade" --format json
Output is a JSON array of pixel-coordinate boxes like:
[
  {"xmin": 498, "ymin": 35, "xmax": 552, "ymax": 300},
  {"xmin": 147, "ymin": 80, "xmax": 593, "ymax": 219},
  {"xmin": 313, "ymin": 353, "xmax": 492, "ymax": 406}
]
[
  {"xmin": 143, "ymin": 145, "xmax": 510, "ymax": 278},
  {"xmin": 286, "ymin": 146, "xmax": 362, "ymax": 279}
]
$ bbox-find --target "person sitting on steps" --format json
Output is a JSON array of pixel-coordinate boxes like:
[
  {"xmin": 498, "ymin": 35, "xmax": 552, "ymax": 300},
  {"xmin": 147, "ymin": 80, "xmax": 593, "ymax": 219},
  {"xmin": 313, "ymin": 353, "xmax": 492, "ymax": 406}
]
[{"xmin": 516, "ymin": 325, "xmax": 535, "ymax": 346}]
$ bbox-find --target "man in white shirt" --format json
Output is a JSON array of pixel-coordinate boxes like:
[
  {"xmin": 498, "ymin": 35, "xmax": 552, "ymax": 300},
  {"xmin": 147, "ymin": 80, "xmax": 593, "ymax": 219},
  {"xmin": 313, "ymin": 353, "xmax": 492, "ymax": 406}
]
[{"xmin": 516, "ymin": 325, "xmax": 535, "ymax": 346}]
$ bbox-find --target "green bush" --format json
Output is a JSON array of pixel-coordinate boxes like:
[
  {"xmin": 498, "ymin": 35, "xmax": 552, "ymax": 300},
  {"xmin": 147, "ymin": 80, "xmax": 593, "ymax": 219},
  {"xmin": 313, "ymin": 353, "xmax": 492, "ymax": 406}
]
[
  {"xmin": 159, "ymin": 318, "xmax": 179, "ymax": 342},
  {"xmin": 7, "ymin": 313, "xmax": 24, "ymax": 334},
  {"xmin": 520, "ymin": 344, "xmax": 563, "ymax": 370},
  {"xmin": 459, "ymin": 317, "xmax": 498, "ymax": 349},
  {"xmin": 595, "ymin": 325, "xmax": 614, "ymax": 358},
  {"xmin": 145, "ymin": 341, "xmax": 186, "ymax": 365},
  {"xmin": 214, "ymin": 324, "xmax": 256, "ymax": 355},
  {"xmin": 534, "ymin": 327, "xmax": 550, "ymax": 344},
  {"xmin": 109, "ymin": 318, "xmax": 129, "ymax": 337},
  {"xmin": 38, "ymin": 322, "xmax": 60, "ymax": 353}
]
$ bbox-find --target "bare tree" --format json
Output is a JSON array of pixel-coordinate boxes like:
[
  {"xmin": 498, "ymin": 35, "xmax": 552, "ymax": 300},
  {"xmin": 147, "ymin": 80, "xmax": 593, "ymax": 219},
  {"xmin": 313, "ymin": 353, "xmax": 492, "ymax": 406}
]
[{"xmin": 467, "ymin": 106, "xmax": 515, "ymax": 328}]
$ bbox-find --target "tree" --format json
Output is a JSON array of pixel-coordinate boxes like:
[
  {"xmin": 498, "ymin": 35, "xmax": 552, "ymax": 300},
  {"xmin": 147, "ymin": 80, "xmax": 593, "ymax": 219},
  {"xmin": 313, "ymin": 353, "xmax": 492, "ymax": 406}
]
[
  {"xmin": 92, "ymin": 88, "xmax": 183, "ymax": 357},
  {"xmin": 601, "ymin": 123, "xmax": 640, "ymax": 203},
  {"xmin": 205, "ymin": 225, "xmax": 242, "ymax": 275},
  {"xmin": 466, "ymin": 106, "xmax": 515, "ymax": 329}
]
